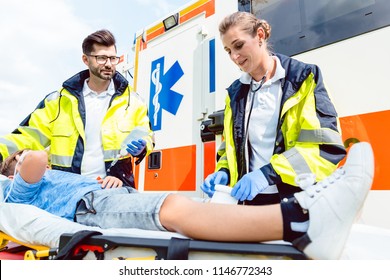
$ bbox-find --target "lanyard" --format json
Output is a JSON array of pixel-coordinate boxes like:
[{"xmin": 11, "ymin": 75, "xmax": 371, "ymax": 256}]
[
  {"xmin": 245, "ymin": 72, "xmax": 268, "ymax": 144},
  {"xmin": 242, "ymin": 73, "xmax": 268, "ymax": 175}
]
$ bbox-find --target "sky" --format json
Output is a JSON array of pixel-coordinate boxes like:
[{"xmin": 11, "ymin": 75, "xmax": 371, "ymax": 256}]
[{"xmin": 0, "ymin": 0, "xmax": 190, "ymax": 135}]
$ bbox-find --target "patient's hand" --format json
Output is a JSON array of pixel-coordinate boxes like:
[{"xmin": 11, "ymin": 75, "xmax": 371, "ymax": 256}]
[{"xmin": 97, "ymin": 176, "xmax": 123, "ymax": 189}]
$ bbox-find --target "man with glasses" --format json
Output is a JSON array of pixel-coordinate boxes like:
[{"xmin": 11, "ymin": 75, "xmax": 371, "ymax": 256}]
[{"xmin": 0, "ymin": 29, "xmax": 154, "ymax": 189}]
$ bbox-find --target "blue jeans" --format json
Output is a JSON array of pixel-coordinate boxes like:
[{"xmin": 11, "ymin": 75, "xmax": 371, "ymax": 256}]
[{"xmin": 74, "ymin": 187, "xmax": 169, "ymax": 231}]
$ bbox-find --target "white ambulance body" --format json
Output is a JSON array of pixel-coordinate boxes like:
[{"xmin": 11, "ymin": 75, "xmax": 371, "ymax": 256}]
[
  {"xmin": 129, "ymin": 0, "xmax": 390, "ymax": 229},
  {"xmin": 131, "ymin": 0, "xmax": 238, "ymax": 198}
]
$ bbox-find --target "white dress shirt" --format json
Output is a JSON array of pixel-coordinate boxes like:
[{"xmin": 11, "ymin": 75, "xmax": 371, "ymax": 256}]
[
  {"xmin": 80, "ymin": 79, "xmax": 115, "ymax": 179},
  {"xmin": 241, "ymin": 56, "xmax": 286, "ymax": 193}
]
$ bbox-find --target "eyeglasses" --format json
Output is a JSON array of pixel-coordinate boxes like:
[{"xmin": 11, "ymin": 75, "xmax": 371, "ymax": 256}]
[{"xmin": 86, "ymin": 54, "xmax": 121, "ymax": 65}]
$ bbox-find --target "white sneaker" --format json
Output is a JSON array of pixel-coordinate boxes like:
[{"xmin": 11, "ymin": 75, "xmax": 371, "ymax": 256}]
[{"xmin": 293, "ymin": 142, "xmax": 374, "ymax": 259}]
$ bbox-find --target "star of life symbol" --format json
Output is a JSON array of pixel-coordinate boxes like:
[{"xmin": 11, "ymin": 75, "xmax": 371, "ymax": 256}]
[{"xmin": 149, "ymin": 56, "xmax": 184, "ymax": 131}]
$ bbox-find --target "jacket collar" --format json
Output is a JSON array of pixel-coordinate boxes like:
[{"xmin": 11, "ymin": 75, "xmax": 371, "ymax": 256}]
[
  {"xmin": 62, "ymin": 70, "xmax": 129, "ymax": 97},
  {"xmin": 238, "ymin": 55, "xmax": 286, "ymax": 86}
]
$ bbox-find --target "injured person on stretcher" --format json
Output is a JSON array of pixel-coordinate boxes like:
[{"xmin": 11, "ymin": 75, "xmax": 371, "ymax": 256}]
[{"xmin": 0, "ymin": 142, "xmax": 376, "ymax": 260}]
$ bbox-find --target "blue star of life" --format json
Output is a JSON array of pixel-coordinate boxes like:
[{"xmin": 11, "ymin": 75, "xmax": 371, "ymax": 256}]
[{"xmin": 149, "ymin": 56, "xmax": 184, "ymax": 131}]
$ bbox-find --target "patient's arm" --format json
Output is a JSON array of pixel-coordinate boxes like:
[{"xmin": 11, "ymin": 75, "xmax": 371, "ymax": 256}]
[{"xmin": 18, "ymin": 150, "xmax": 48, "ymax": 184}]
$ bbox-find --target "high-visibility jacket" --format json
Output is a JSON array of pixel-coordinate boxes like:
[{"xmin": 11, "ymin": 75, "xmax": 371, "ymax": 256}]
[
  {"xmin": 0, "ymin": 70, "xmax": 154, "ymax": 188},
  {"xmin": 216, "ymin": 53, "xmax": 346, "ymax": 198}
]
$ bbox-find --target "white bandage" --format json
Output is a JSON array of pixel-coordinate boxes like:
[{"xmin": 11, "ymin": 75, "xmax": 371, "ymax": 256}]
[{"xmin": 210, "ymin": 185, "xmax": 238, "ymax": 205}]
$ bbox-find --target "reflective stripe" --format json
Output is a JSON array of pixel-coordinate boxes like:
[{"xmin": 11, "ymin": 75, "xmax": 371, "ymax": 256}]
[
  {"xmin": 45, "ymin": 91, "xmax": 61, "ymax": 102},
  {"xmin": 52, "ymin": 151, "xmax": 130, "ymax": 166},
  {"xmin": 51, "ymin": 154, "xmax": 73, "ymax": 167},
  {"xmin": 0, "ymin": 138, "xmax": 19, "ymax": 154},
  {"xmin": 218, "ymin": 155, "xmax": 228, "ymax": 162},
  {"xmin": 298, "ymin": 129, "xmax": 343, "ymax": 145},
  {"xmin": 217, "ymin": 141, "xmax": 226, "ymax": 153},
  {"xmin": 104, "ymin": 149, "xmax": 121, "ymax": 161},
  {"xmin": 19, "ymin": 126, "xmax": 50, "ymax": 147},
  {"xmin": 283, "ymin": 148, "xmax": 312, "ymax": 174}
]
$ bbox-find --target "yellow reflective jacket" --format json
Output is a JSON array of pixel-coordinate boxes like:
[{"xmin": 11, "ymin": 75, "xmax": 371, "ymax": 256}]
[
  {"xmin": 216, "ymin": 54, "xmax": 346, "ymax": 197},
  {"xmin": 0, "ymin": 70, "xmax": 154, "ymax": 187}
]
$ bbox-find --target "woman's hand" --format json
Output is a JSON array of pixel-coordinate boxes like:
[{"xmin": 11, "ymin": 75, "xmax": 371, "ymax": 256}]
[
  {"xmin": 231, "ymin": 169, "xmax": 269, "ymax": 201},
  {"xmin": 200, "ymin": 170, "xmax": 229, "ymax": 198}
]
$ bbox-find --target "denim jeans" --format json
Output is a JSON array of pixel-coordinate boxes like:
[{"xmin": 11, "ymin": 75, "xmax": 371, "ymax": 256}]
[{"xmin": 74, "ymin": 187, "xmax": 169, "ymax": 231}]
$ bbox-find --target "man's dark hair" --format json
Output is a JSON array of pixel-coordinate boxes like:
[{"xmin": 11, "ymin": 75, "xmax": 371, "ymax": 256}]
[
  {"xmin": 82, "ymin": 29, "xmax": 116, "ymax": 54},
  {"xmin": 0, "ymin": 150, "xmax": 27, "ymax": 177}
]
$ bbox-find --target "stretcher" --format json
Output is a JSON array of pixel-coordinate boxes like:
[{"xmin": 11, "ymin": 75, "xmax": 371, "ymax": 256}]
[
  {"xmin": 2, "ymin": 172, "xmax": 390, "ymax": 260},
  {"xmin": 1, "ymin": 200, "xmax": 390, "ymax": 260},
  {"xmin": 0, "ymin": 202, "xmax": 306, "ymax": 260}
]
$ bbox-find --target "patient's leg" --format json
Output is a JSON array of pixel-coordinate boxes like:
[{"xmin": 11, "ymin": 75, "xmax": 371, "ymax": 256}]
[
  {"xmin": 160, "ymin": 142, "xmax": 374, "ymax": 260},
  {"xmin": 159, "ymin": 194, "xmax": 283, "ymax": 242}
]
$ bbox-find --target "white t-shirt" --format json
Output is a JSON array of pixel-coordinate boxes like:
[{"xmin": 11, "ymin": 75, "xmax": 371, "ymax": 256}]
[
  {"xmin": 80, "ymin": 79, "xmax": 115, "ymax": 179},
  {"xmin": 241, "ymin": 56, "xmax": 286, "ymax": 193}
]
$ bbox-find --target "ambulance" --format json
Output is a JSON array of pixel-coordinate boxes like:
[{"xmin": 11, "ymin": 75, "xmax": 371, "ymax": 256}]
[{"xmin": 128, "ymin": 0, "xmax": 390, "ymax": 229}]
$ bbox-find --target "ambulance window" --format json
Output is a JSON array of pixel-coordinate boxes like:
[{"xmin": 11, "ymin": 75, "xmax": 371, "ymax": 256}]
[
  {"xmin": 248, "ymin": 0, "xmax": 390, "ymax": 56},
  {"xmin": 304, "ymin": 0, "xmax": 374, "ymax": 27}
]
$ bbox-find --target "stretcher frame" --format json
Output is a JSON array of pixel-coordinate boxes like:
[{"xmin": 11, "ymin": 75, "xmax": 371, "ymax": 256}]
[
  {"xmin": 0, "ymin": 229, "xmax": 307, "ymax": 260},
  {"xmin": 57, "ymin": 233, "xmax": 308, "ymax": 260},
  {"xmin": 0, "ymin": 231, "xmax": 54, "ymax": 260}
]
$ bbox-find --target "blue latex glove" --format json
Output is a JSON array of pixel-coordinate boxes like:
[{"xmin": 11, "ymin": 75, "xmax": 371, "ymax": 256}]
[
  {"xmin": 200, "ymin": 171, "xmax": 229, "ymax": 198},
  {"xmin": 126, "ymin": 139, "xmax": 146, "ymax": 156},
  {"xmin": 231, "ymin": 169, "xmax": 268, "ymax": 201}
]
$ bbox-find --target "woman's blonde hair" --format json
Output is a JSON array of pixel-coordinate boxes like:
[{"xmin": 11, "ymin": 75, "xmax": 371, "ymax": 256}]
[{"xmin": 219, "ymin": 11, "xmax": 271, "ymax": 41}]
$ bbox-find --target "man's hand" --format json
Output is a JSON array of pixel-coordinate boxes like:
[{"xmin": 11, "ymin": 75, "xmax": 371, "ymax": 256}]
[{"xmin": 126, "ymin": 139, "xmax": 146, "ymax": 157}]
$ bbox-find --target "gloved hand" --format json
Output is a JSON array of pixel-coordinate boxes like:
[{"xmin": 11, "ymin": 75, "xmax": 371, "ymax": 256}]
[
  {"xmin": 126, "ymin": 139, "xmax": 146, "ymax": 156},
  {"xmin": 200, "ymin": 170, "xmax": 229, "ymax": 198},
  {"xmin": 231, "ymin": 169, "xmax": 268, "ymax": 201}
]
